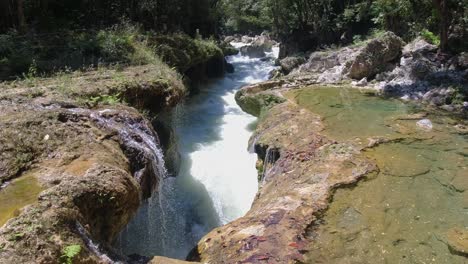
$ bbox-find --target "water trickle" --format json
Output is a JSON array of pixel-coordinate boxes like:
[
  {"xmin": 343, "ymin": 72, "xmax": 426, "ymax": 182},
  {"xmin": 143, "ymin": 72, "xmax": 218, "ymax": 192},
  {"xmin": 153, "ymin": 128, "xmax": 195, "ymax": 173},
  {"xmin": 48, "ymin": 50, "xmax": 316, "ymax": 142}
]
[
  {"xmin": 261, "ymin": 147, "xmax": 275, "ymax": 184},
  {"xmin": 76, "ymin": 222, "xmax": 121, "ymax": 264},
  {"xmin": 117, "ymin": 44, "xmax": 279, "ymax": 259},
  {"xmin": 68, "ymin": 108, "xmax": 168, "ymax": 189}
]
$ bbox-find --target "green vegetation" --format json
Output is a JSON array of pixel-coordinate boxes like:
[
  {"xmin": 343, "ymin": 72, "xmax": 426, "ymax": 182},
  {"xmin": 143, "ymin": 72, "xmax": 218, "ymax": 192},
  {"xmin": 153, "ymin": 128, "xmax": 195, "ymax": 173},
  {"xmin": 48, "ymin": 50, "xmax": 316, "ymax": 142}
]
[
  {"xmin": 61, "ymin": 244, "xmax": 81, "ymax": 264},
  {"xmin": 0, "ymin": 24, "xmax": 222, "ymax": 79},
  {"xmin": 421, "ymin": 29, "xmax": 441, "ymax": 45},
  {"xmin": 151, "ymin": 34, "xmax": 224, "ymax": 72},
  {"xmin": 0, "ymin": 0, "xmax": 228, "ymax": 80},
  {"xmin": 220, "ymin": 0, "xmax": 466, "ymax": 52},
  {"xmin": 1, "ymin": 0, "xmax": 465, "ymax": 81}
]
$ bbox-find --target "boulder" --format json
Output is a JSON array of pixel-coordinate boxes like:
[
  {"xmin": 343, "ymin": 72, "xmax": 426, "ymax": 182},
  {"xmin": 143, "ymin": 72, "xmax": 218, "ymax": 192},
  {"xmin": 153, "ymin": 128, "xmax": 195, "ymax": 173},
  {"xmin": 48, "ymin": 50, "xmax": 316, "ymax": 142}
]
[
  {"xmin": 348, "ymin": 32, "xmax": 405, "ymax": 79},
  {"xmin": 352, "ymin": 77, "xmax": 368, "ymax": 87},
  {"xmin": 402, "ymin": 37, "xmax": 438, "ymax": 57},
  {"xmin": 235, "ymin": 80, "xmax": 286, "ymax": 116},
  {"xmin": 240, "ymin": 35, "xmax": 275, "ymax": 58},
  {"xmin": 279, "ymin": 56, "xmax": 306, "ymax": 74},
  {"xmin": 223, "ymin": 36, "xmax": 237, "ymax": 43},
  {"xmin": 422, "ymin": 88, "xmax": 456, "ymax": 106},
  {"xmin": 240, "ymin": 45, "xmax": 266, "ymax": 58},
  {"xmin": 454, "ymin": 52, "xmax": 468, "ymax": 70}
]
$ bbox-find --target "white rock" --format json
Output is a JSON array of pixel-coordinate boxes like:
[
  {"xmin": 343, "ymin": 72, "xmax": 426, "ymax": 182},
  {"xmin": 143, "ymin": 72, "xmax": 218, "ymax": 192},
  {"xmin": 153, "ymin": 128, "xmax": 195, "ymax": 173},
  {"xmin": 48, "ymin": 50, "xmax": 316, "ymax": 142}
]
[
  {"xmin": 400, "ymin": 95, "xmax": 410, "ymax": 101},
  {"xmin": 356, "ymin": 77, "xmax": 368, "ymax": 86},
  {"xmin": 416, "ymin": 119, "xmax": 433, "ymax": 131}
]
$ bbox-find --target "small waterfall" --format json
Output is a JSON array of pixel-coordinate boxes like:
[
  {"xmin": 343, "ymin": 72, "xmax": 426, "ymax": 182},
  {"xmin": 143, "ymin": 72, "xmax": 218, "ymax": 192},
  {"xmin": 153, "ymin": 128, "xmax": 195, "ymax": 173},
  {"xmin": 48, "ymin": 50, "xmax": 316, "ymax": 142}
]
[
  {"xmin": 260, "ymin": 147, "xmax": 279, "ymax": 184},
  {"xmin": 76, "ymin": 222, "xmax": 122, "ymax": 264},
  {"xmin": 67, "ymin": 108, "xmax": 168, "ymax": 190},
  {"xmin": 65, "ymin": 107, "xmax": 171, "ymax": 259}
]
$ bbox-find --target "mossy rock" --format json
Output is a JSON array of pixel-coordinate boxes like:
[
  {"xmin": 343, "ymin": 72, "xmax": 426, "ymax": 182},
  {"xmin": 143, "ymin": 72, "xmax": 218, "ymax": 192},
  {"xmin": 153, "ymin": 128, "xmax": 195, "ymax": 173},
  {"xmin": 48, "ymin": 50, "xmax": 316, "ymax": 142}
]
[
  {"xmin": 235, "ymin": 90, "xmax": 286, "ymax": 116},
  {"xmin": 151, "ymin": 34, "xmax": 224, "ymax": 73}
]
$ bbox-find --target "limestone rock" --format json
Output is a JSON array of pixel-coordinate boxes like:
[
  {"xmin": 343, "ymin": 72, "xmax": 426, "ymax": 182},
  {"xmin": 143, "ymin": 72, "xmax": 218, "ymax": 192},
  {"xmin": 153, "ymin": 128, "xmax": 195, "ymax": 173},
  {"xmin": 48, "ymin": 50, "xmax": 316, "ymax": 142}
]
[
  {"xmin": 402, "ymin": 37, "xmax": 438, "ymax": 57},
  {"xmin": 240, "ymin": 35, "xmax": 275, "ymax": 58},
  {"xmin": 279, "ymin": 56, "xmax": 306, "ymax": 74},
  {"xmin": 196, "ymin": 102, "xmax": 376, "ymax": 264},
  {"xmin": 447, "ymin": 228, "xmax": 468, "ymax": 257},
  {"xmin": 235, "ymin": 81, "xmax": 286, "ymax": 116},
  {"xmin": 416, "ymin": 119, "xmax": 433, "ymax": 131},
  {"xmin": 352, "ymin": 77, "xmax": 368, "ymax": 87},
  {"xmin": 348, "ymin": 32, "xmax": 405, "ymax": 79}
]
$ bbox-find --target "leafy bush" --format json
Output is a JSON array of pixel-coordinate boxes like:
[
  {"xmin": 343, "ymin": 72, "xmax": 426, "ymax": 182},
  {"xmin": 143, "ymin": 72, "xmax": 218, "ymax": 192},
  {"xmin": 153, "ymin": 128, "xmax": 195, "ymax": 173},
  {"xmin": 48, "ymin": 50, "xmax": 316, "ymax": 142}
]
[
  {"xmin": 0, "ymin": 23, "xmax": 166, "ymax": 80},
  {"xmin": 420, "ymin": 29, "xmax": 440, "ymax": 45}
]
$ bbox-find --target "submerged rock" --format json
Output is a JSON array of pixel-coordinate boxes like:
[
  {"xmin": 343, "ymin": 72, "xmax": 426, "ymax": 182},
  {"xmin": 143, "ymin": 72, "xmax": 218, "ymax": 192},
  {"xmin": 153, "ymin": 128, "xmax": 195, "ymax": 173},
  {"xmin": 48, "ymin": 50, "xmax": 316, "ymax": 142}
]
[
  {"xmin": 150, "ymin": 256, "xmax": 197, "ymax": 263},
  {"xmin": 416, "ymin": 119, "xmax": 433, "ymax": 130},
  {"xmin": 447, "ymin": 228, "xmax": 468, "ymax": 257}
]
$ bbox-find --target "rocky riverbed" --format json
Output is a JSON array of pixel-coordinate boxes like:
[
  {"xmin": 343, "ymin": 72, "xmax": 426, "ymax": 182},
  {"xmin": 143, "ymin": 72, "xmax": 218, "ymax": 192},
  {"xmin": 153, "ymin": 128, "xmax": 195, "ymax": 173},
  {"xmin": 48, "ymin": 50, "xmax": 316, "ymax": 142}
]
[
  {"xmin": 192, "ymin": 32, "xmax": 467, "ymax": 263},
  {"xmin": 0, "ymin": 33, "xmax": 466, "ymax": 264}
]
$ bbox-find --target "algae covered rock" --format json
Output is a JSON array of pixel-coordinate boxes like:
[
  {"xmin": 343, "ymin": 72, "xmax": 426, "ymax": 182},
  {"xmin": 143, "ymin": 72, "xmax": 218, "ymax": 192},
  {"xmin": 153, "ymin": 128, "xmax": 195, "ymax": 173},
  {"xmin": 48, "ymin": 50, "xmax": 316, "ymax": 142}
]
[
  {"xmin": 447, "ymin": 228, "xmax": 468, "ymax": 257},
  {"xmin": 0, "ymin": 64, "xmax": 185, "ymax": 263},
  {"xmin": 348, "ymin": 32, "xmax": 405, "ymax": 79},
  {"xmin": 196, "ymin": 102, "xmax": 376, "ymax": 264},
  {"xmin": 235, "ymin": 81, "xmax": 286, "ymax": 116}
]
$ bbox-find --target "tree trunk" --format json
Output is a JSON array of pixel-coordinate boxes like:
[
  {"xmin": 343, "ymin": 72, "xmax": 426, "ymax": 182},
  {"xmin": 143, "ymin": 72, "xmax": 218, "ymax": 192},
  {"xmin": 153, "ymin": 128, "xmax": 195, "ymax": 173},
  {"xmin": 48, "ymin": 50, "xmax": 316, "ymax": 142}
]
[
  {"xmin": 433, "ymin": 0, "xmax": 449, "ymax": 52},
  {"xmin": 17, "ymin": 0, "xmax": 26, "ymax": 32}
]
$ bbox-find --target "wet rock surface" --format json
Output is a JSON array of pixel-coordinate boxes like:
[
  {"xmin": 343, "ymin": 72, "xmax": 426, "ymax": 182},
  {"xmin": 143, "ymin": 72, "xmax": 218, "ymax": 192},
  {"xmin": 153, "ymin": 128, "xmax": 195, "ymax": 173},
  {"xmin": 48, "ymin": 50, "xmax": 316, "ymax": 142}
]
[
  {"xmin": 198, "ymin": 83, "xmax": 468, "ymax": 263},
  {"xmin": 195, "ymin": 102, "xmax": 376, "ymax": 263},
  {"xmin": 239, "ymin": 35, "xmax": 276, "ymax": 58},
  {"xmin": 0, "ymin": 66, "xmax": 185, "ymax": 263},
  {"xmin": 235, "ymin": 80, "xmax": 286, "ymax": 116}
]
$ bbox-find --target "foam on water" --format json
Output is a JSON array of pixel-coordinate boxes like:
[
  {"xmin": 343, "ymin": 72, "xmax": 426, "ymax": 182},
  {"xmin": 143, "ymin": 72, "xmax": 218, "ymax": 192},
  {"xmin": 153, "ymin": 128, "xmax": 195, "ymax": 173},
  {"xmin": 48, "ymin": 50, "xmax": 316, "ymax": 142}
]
[{"xmin": 116, "ymin": 45, "xmax": 279, "ymax": 259}]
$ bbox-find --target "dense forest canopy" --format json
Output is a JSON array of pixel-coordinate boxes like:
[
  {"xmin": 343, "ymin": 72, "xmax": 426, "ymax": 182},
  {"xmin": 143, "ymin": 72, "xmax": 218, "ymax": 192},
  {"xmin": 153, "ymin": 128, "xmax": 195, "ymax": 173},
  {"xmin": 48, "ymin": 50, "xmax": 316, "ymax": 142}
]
[
  {"xmin": 221, "ymin": 0, "xmax": 467, "ymax": 52},
  {"xmin": 0, "ymin": 0, "xmax": 221, "ymax": 36},
  {"xmin": 0, "ymin": 0, "xmax": 466, "ymax": 79}
]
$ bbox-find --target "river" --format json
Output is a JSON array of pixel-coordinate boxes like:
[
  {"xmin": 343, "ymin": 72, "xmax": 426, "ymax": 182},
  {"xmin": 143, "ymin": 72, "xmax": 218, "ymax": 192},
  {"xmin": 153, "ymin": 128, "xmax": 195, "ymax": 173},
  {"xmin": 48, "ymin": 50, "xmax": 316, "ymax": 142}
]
[{"xmin": 116, "ymin": 44, "xmax": 279, "ymax": 259}]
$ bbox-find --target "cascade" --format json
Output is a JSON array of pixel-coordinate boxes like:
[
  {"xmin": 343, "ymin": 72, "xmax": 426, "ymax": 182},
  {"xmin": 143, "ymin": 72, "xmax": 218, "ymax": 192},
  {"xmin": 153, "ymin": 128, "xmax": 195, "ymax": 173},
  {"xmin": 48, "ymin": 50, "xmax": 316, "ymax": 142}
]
[{"xmin": 117, "ymin": 43, "xmax": 280, "ymax": 259}]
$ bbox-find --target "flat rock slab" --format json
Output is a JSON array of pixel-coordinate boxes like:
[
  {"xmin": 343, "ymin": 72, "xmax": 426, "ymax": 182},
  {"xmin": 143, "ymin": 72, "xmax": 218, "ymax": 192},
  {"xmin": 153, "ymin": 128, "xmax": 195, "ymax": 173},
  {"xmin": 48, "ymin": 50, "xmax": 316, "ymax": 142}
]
[
  {"xmin": 447, "ymin": 228, "xmax": 468, "ymax": 256},
  {"xmin": 196, "ymin": 103, "xmax": 376, "ymax": 263}
]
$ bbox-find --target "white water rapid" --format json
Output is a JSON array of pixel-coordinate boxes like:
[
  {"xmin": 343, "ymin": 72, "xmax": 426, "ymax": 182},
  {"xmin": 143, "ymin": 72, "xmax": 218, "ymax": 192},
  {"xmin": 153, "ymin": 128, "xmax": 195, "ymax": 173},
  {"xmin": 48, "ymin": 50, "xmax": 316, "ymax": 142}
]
[{"xmin": 117, "ymin": 43, "xmax": 280, "ymax": 259}]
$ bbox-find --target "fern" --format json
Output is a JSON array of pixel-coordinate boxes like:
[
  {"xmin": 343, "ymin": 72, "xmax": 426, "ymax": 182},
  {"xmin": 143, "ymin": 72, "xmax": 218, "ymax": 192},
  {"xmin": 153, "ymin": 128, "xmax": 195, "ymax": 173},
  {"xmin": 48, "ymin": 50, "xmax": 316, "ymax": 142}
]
[{"xmin": 61, "ymin": 244, "xmax": 81, "ymax": 264}]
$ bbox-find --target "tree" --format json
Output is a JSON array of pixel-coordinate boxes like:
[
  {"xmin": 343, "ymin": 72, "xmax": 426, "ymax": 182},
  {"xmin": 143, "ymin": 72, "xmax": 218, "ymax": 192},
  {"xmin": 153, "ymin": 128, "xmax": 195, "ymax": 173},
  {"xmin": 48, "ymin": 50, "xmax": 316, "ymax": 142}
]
[{"xmin": 433, "ymin": 0, "xmax": 449, "ymax": 51}]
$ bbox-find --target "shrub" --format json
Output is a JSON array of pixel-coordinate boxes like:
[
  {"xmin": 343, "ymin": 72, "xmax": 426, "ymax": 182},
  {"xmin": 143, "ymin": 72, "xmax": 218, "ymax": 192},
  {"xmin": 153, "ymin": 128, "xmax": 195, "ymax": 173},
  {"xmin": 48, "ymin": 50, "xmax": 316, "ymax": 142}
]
[{"xmin": 420, "ymin": 29, "xmax": 440, "ymax": 45}]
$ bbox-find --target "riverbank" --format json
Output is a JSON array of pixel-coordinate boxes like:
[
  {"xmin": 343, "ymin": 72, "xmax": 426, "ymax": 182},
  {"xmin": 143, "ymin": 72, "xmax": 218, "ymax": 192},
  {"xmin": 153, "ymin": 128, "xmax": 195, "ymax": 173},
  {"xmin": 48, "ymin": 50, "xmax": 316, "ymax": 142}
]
[
  {"xmin": 194, "ymin": 33, "xmax": 467, "ymax": 263},
  {"xmin": 0, "ymin": 32, "xmax": 229, "ymax": 262}
]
